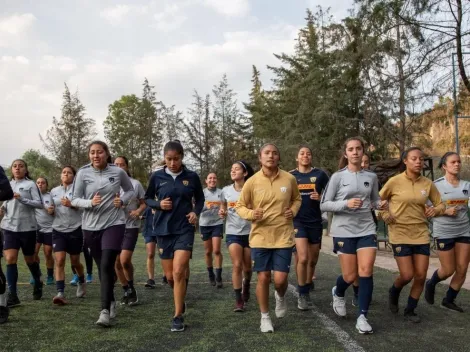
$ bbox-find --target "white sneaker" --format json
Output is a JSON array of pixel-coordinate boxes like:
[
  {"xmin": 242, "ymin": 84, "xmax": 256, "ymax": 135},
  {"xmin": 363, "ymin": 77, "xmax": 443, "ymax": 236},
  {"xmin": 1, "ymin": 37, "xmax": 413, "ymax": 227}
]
[
  {"xmin": 76, "ymin": 283, "xmax": 86, "ymax": 298},
  {"xmin": 356, "ymin": 314, "xmax": 373, "ymax": 334},
  {"xmin": 96, "ymin": 309, "xmax": 110, "ymax": 327},
  {"xmin": 274, "ymin": 291, "xmax": 287, "ymax": 318},
  {"xmin": 297, "ymin": 295, "xmax": 309, "ymax": 311},
  {"xmin": 260, "ymin": 315, "xmax": 274, "ymax": 333},
  {"xmin": 110, "ymin": 301, "xmax": 116, "ymax": 319},
  {"xmin": 332, "ymin": 286, "xmax": 347, "ymax": 317}
]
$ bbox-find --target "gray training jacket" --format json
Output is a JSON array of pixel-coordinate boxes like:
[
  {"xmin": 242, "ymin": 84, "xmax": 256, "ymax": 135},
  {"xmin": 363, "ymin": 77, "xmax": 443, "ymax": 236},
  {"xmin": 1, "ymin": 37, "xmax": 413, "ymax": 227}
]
[
  {"xmin": 0, "ymin": 178, "xmax": 43, "ymax": 232},
  {"xmin": 35, "ymin": 192, "xmax": 54, "ymax": 233},
  {"xmin": 320, "ymin": 168, "xmax": 380, "ymax": 238},
  {"xmin": 51, "ymin": 184, "xmax": 82, "ymax": 233},
  {"xmin": 71, "ymin": 164, "xmax": 134, "ymax": 231}
]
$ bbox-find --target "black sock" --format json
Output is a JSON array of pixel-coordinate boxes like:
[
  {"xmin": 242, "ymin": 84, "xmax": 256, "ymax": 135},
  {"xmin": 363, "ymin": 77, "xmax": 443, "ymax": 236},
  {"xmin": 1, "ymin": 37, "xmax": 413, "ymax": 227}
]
[
  {"xmin": 390, "ymin": 284, "xmax": 403, "ymax": 297},
  {"xmin": 0, "ymin": 264, "xmax": 6, "ymax": 295},
  {"xmin": 128, "ymin": 280, "xmax": 134, "ymax": 289},
  {"xmin": 78, "ymin": 275, "xmax": 85, "ymax": 284},
  {"xmin": 215, "ymin": 268, "xmax": 222, "ymax": 281},
  {"xmin": 335, "ymin": 275, "xmax": 352, "ymax": 297},
  {"xmin": 429, "ymin": 270, "xmax": 443, "ymax": 287},
  {"xmin": 56, "ymin": 280, "xmax": 65, "ymax": 293},
  {"xmin": 353, "ymin": 284, "xmax": 359, "ymax": 297},
  {"xmin": 358, "ymin": 276, "xmax": 373, "ymax": 317},
  {"xmin": 83, "ymin": 248, "xmax": 93, "ymax": 275},
  {"xmin": 446, "ymin": 287, "xmax": 459, "ymax": 303},
  {"xmin": 207, "ymin": 267, "xmax": 214, "ymax": 278},
  {"xmin": 405, "ymin": 296, "xmax": 418, "ymax": 312},
  {"xmin": 6, "ymin": 264, "xmax": 18, "ymax": 295},
  {"xmin": 122, "ymin": 285, "xmax": 129, "ymax": 292},
  {"xmin": 235, "ymin": 288, "xmax": 242, "ymax": 301},
  {"xmin": 27, "ymin": 262, "xmax": 42, "ymax": 283},
  {"xmin": 47, "ymin": 268, "xmax": 54, "ymax": 278}
]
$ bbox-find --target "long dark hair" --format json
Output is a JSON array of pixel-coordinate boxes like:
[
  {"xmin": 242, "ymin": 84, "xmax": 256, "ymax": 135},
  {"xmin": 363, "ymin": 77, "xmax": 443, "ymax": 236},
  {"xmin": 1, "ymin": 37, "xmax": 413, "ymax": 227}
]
[
  {"xmin": 88, "ymin": 141, "xmax": 112, "ymax": 164},
  {"xmin": 36, "ymin": 177, "xmax": 49, "ymax": 189},
  {"xmin": 115, "ymin": 156, "xmax": 132, "ymax": 177},
  {"xmin": 235, "ymin": 160, "xmax": 255, "ymax": 181},
  {"xmin": 164, "ymin": 140, "xmax": 184, "ymax": 157},
  {"xmin": 10, "ymin": 159, "xmax": 30, "ymax": 180},
  {"xmin": 438, "ymin": 151, "xmax": 459, "ymax": 169},
  {"xmin": 374, "ymin": 147, "xmax": 423, "ymax": 173},
  {"xmin": 338, "ymin": 137, "xmax": 365, "ymax": 170}
]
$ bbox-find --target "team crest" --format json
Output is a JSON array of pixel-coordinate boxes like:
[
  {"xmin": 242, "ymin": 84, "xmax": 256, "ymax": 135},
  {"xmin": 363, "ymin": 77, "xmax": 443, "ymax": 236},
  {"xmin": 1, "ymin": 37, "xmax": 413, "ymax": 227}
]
[
  {"xmin": 395, "ymin": 246, "xmax": 401, "ymax": 253},
  {"xmin": 310, "ymin": 177, "xmax": 317, "ymax": 183},
  {"xmin": 337, "ymin": 241, "xmax": 344, "ymax": 248},
  {"xmin": 364, "ymin": 182, "xmax": 370, "ymax": 188},
  {"xmin": 420, "ymin": 190, "xmax": 427, "ymax": 197},
  {"xmin": 159, "ymin": 248, "xmax": 164, "ymax": 254},
  {"xmin": 439, "ymin": 242, "xmax": 445, "ymax": 249},
  {"xmin": 280, "ymin": 187, "xmax": 287, "ymax": 193},
  {"xmin": 294, "ymin": 228, "xmax": 298, "ymax": 234},
  {"xmin": 464, "ymin": 190, "xmax": 468, "ymax": 196},
  {"xmin": 183, "ymin": 180, "xmax": 189, "ymax": 186},
  {"xmin": 109, "ymin": 177, "xmax": 115, "ymax": 183}
]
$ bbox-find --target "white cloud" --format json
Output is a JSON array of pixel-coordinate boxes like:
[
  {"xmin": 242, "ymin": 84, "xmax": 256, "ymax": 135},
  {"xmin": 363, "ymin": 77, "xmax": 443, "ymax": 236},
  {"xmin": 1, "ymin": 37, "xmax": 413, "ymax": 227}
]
[
  {"xmin": 40, "ymin": 56, "xmax": 77, "ymax": 72},
  {"xmin": 153, "ymin": 3, "xmax": 187, "ymax": 32},
  {"xmin": 203, "ymin": 0, "xmax": 250, "ymax": 17},
  {"xmin": 99, "ymin": 4, "xmax": 147, "ymax": 25},
  {"xmin": 0, "ymin": 13, "xmax": 36, "ymax": 48},
  {"xmin": 1, "ymin": 55, "xmax": 29, "ymax": 64}
]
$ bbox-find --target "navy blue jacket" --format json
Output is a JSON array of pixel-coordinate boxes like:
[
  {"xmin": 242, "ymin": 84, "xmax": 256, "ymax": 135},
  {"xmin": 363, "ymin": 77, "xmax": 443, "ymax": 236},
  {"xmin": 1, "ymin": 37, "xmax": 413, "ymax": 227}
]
[
  {"xmin": 0, "ymin": 166, "xmax": 13, "ymax": 201},
  {"xmin": 145, "ymin": 166, "xmax": 204, "ymax": 236}
]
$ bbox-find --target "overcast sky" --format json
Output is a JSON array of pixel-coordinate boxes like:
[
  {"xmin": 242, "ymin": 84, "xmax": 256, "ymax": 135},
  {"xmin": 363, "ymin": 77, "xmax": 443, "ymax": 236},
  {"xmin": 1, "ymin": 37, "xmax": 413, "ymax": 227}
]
[{"xmin": 0, "ymin": 0, "xmax": 351, "ymax": 165}]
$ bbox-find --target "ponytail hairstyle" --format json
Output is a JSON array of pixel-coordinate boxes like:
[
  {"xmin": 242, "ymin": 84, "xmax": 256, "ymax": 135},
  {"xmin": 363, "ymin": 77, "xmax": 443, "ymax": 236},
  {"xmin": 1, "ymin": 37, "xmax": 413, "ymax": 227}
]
[
  {"xmin": 438, "ymin": 151, "xmax": 459, "ymax": 169},
  {"xmin": 10, "ymin": 159, "xmax": 30, "ymax": 180},
  {"xmin": 235, "ymin": 160, "xmax": 255, "ymax": 181},
  {"xmin": 374, "ymin": 146, "xmax": 423, "ymax": 173},
  {"xmin": 115, "ymin": 156, "xmax": 132, "ymax": 177},
  {"xmin": 338, "ymin": 137, "xmax": 366, "ymax": 170},
  {"xmin": 163, "ymin": 140, "xmax": 184, "ymax": 157}
]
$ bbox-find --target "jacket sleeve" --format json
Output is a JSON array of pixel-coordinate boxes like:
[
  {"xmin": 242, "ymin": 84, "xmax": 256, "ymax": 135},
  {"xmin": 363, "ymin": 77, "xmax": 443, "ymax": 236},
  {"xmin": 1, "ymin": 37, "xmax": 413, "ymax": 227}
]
[
  {"xmin": 290, "ymin": 176, "xmax": 302, "ymax": 216},
  {"xmin": 192, "ymin": 175, "xmax": 205, "ymax": 217},
  {"xmin": 0, "ymin": 166, "xmax": 13, "ymax": 201},
  {"xmin": 119, "ymin": 169, "xmax": 135, "ymax": 205},
  {"xmin": 428, "ymin": 183, "xmax": 445, "ymax": 216},
  {"xmin": 320, "ymin": 173, "xmax": 348, "ymax": 212},
  {"xmin": 370, "ymin": 176, "xmax": 381, "ymax": 210},
  {"xmin": 378, "ymin": 178, "xmax": 393, "ymax": 220},
  {"xmin": 144, "ymin": 173, "xmax": 161, "ymax": 210},
  {"xmin": 17, "ymin": 182, "xmax": 43, "ymax": 209},
  {"xmin": 71, "ymin": 170, "xmax": 93, "ymax": 209},
  {"xmin": 236, "ymin": 178, "xmax": 254, "ymax": 221}
]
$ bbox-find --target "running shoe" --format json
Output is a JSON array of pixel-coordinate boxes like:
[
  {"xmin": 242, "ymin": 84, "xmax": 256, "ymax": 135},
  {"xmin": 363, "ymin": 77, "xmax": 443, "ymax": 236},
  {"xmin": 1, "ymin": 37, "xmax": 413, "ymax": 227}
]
[
  {"xmin": 356, "ymin": 314, "xmax": 373, "ymax": 334},
  {"xmin": 234, "ymin": 299, "xmax": 245, "ymax": 312},
  {"xmin": 216, "ymin": 279, "xmax": 223, "ymax": 289},
  {"xmin": 110, "ymin": 301, "xmax": 116, "ymax": 319},
  {"xmin": 297, "ymin": 295, "xmax": 309, "ymax": 311},
  {"xmin": 260, "ymin": 315, "xmax": 274, "ymax": 333},
  {"xmin": 70, "ymin": 274, "xmax": 79, "ymax": 286},
  {"xmin": 0, "ymin": 306, "xmax": 9, "ymax": 324},
  {"xmin": 171, "ymin": 315, "xmax": 185, "ymax": 332},
  {"xmin": 53, "ymin": 292, "xmax": 67, "ymax": 305},
  {"xmin": 120, "ymin": 290, "xmax": 129, "ymax": 305},
  {"xmin": 388, "ymin": 287, "xmax": 399, "ymax": 314},
  {"xmin": 352, "ymin": 294, "xmax": 358, "ymax": 307},
  {"xmin": 76, "ymin": 283, "xmax": 86, "ymax": 298},
  {"xmin": 145, "ymin": 279, "xmax": 156, "ymax": 289},
  {"xmin": 33, "ymin": 281, "xmax": 43, "ymax": 300},
  {"xmin": 404, "ymin": 309, "xmax": 421, "ymax": 323},
  {"xmin": 86, "ymin": 274, "xmax": 93, "ymax": 284},
  {"xmin": 274, "ymin": 291, "xmax": 287, "ymax": 318},
  {"xmin": 331, "ymin": 286, "xmax": 346, "ymax": 317},
  {"xmin": 127, "ymin": 287, "xmax": 138, "ymax": 306},
  {"xmin": 96, "ymin": 309, "xmax": 110, "ymax": 327},
  {"xmin": 209, "ymin": 274, "xmax": 216, "ymax": 287},
  {"xmin": 7, "ymin": 293, "xmax": 20, "ymax": 308},
  {"xmin": 441, "ymin": 298, "xmax": 464, "ymax": 312},
  {"xmin": 424, "ymin": 280, "xmax": 435, "ymax": 305},
  {"xmin": 29, "ymin": 276, "xmax": 35, "ymax": 285},
  {"xmin": 46, "ymin": 276, "xmax": 54, "ymax": 286}
]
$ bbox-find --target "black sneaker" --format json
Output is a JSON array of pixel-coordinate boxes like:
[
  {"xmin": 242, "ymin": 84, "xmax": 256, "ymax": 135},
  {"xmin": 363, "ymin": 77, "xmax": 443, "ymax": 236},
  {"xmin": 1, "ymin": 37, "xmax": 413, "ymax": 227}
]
[
  {"xmin": 310, "ymin": 281, "xmax": 315, "ymax": 292},
  {"xmin": 33, "ymin": 281, "xmax": 43, "ymax": 300},
  {"xmin": 441, "ymin": 298, "xmax": 464, "ymax": 312},
  {"xmin": 127, "ymin": 287, "xmax": 138, "ymax": 306},
  {"xmin": 424, "ymin": 280, "xmax": 435, "ymax": 305},
  {"xmin": 162, "ymin": 276, "xmax": 168, "ymax": 285},
  {"xmin": 120, "ymin": 290, "xmax": 129, "ymax": 305},
  {"xmin": 216, "ymin": 279, "xmax": 223, "ymax": 289},
  {"xmin": 0, "ymin": 306, "xmax": 9, "ymax": 324},
  {"xmin": 404, "ymin": 309, "xmax": 421, "ymax": 323},
  {"xmin": 145, "ymin": 279, "xmax": 156, "ymax": 289},
  {"xmin": 209, "ymin": 274, "xmax": 216, "ymax": 287},
  {"xmin": 171, "ymin": 315, "xmax": 185, "ymax": 332},
  {"xmin": 388, "ymin": 287, "xmax": 399, "ymax": 314},
  {"xmin": 7, "ymin": 293, "xmax": 20, "ymax": 308}
]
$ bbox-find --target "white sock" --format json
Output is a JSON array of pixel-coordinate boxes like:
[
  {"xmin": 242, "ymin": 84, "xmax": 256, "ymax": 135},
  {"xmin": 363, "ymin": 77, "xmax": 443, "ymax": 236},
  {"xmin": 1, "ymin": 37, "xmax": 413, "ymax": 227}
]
[
  {"xmin": 0, "ymin": 293, "xmax": 6, "ymax": 307},
  {"xmin": 261, "ymin": 312, "xmax": 269, "ymax": 318}
]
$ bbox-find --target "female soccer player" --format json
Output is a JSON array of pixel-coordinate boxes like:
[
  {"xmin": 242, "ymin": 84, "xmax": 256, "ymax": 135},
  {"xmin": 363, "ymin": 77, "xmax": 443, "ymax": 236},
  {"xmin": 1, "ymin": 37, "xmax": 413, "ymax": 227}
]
[
  {"xmin": 380, "ymin": 147, "xmax": 444, "ymax": 323},
  {"xmin": 0, "ymin": 165, "xmax": 13, "ymax": 324},
  {"xmin": 219, "ymin": 160, "xmax": 255, "ymax": 312},
  {"xmin": 71, "ymin": 141, "xmax": 135, "ymax": 327},
  {"xmin": 200, "ymin": 173, "xmax": 224, "ymax": 287},
  {"xmin": 236, "ymin": 143, "xmax": 301, "ymax": 333},
  {"xmin": 290, "ymin": 146, "xmax": 329, "ymax": 310},
  {"xmin": 50, "ymin": 166, "xmax": 86, "ymax": 304},
  {"xmin": 424, "ymin": 152, "xmax": 470, "ymax": 312},
  {"xmin": 114, "ymin": 156, "xmax": 146, "ymax": 306},
  {"xmin": 321, "ymin": 137, "xmax": 384, "ymax": 334},
  {"xmin": 35, "ymin": 177, "xmax": 55, "ymax": 286},
  {"xmin": 142, "ymin": 207, "xmax": 158, "ymax": 288},
  {"xmin": 0, "ymin": 159, "xmax": 44, "ymax": 307},
  {"xmin": 145, "ymin": 141, "xmax": 204, "ymax": 332}
]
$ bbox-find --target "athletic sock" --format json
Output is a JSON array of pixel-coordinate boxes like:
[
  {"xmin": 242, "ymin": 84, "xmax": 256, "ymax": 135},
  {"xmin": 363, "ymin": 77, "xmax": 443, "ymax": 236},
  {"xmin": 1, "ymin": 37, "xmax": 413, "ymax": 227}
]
[
  {"xmin": 353, "ymin": 284, "xmax": 359, "ymax": 297},
  {"xmin": 71, "ymin": 265, "xmax": 76, "ymax": 275},
  {"xmin": 128, "ymin": 280, "xmax": 134, "ymax": 289},
  {"xmin": 405, "ymin": 296, "xmax": 418, "ymax": 312},
  {"xmin": 6, "ymin": 264, "xmax": 18, "ymax": 295},
  {"xmin": 56, "ymin": 280, "xmax": 65, "ymax": 293},
  {"xmin": 298, "ymin": 284, "xmax": 309, "ymax": 296},
  {"xmin": 207, "ymin": 266, "xmax": 214, "ymax": 275},
  {"xmin": 390, "ymin": 284, "xmax": 403, "ymax": 297},
  {"xmin": 261, "ymin": 312, "xmax": 269, "ymax": 318},
  {"xmin": 122, "ymin": 285, "xmax": 129, "ymax": 293},
  {"xmin": 429, "ymin": 270, "xmax": 444, "ymax": 287},
  {"xmin": 235, "ymin": 288, "xmax": 242, "ymax": 301},
  {"xmin": 446, "ymin": 286, "xmax": 459, "ymax": 303},
  {"xmin": 27, "ymin": 262, "xmax": 42, "ymax": 283},
  {"xmin": 47, "ymin": 268, "xmax": 54, "ymax": 278},
  {"xmin": 78, "ymin": 275, "xmax": 85, "ymax": 284},
  {"xmin": 215, "ymin": 268, "xmax": 222, "ymax": 281},
  {"xmin": 358, "ymin": 276, "xmax": 373, "ymax": 317},
  {"xmin": 335, "ymin": 275, "xmax": 352, "ymax": 297},
  {"xmin": 168, "ymin": 279, "xmax": 174, "ymax": 289}
]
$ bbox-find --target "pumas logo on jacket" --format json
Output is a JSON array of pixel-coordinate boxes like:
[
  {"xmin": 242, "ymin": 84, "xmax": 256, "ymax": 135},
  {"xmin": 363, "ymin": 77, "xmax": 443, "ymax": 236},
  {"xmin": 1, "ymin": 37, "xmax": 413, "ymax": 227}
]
[
  {"xmin": 109, "ymin": 177, "xmax": 115, "ymax": 183},
  {"xmin": 280, "ymin": 187, "xmax": 287, "ymax": 193},
  {"xmin": 183, "ymin": 180, "xmax": 189, "ymax": 186},
  {"xmin": 364, "ymin": 182, "xmax": 370, "ymax": 188},
  {"xmin": 464, "ymin": 189, "xmax": 469, "ymax": 196}
]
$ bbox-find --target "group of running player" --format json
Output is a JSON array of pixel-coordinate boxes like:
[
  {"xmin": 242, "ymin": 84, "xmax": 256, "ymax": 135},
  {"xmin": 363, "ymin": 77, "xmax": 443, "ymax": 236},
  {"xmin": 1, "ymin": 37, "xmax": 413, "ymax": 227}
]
[{"xmin": 0, "ymin": 137, "xmax": 468, "ymax": 336}]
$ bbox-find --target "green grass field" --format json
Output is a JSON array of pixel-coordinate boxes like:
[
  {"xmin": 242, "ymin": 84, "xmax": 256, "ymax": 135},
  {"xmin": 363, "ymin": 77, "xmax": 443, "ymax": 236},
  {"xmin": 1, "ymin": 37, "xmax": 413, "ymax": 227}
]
[{"xmin": 2, "ymin": 237, "xmax": 470, "ymax": 352}]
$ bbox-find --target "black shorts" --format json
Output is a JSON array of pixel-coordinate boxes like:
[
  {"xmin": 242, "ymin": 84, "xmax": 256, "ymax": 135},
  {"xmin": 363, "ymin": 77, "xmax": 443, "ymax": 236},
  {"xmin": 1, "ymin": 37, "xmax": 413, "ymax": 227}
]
[
  {"xmin": 226, "ymin": 234, "xmax": 250, "ymax": 248},
  {"xmin": 435, "ymin": 237, "xmax": 470, "ymax": 251},
  {"xmin": 52, "ymin": 227, "xmax": 83, "ymax": 255},
  {"xmin": 200, "ymin": 225, "xmax": 224, "ymax": 241},
  {"xmin": 37, "ymin": 231, "xmax": 53, "ymax": 246},
  {"xmin": 333, "ymin": 235, "xmax": 377, "ymax": 255},
  {"xmin": 122, "ymin": 228, "xmax": 139, "ymax": 251},
  {"xmin": 0, "ymin": 230, "xmax": 3, "ymax": 258},
  {"xmin": 251, "ymin": 247, "xmax": 293, "ymax": 273},
  {"xmin": 295, "ymin": 225, "xmax": 322, "ymax": 244},
  {"xmin": 2, "ymin": 230, "xmax": 37, "ymax": 256},
  {"xmin": 83, "ymin": 224, "xmax": 126, "ymax": 254},
  {"xmin": 392, "ymin": 243, "xmax": 430, "ymax": 257},
  {"xmin": 157, "ymin": 232, "xmax": 194, "ymax": 260}
]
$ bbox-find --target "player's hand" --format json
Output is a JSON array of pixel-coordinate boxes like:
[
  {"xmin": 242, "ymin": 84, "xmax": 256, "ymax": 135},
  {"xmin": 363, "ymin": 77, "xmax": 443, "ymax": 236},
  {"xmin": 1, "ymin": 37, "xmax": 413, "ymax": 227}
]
[
  {"xmin": 61, "ymin": 197, "xmax": 72, "ymax": 207},
  {"xmin": 13, "ymin": 192, "xmax": 21, "ymax": 200},
  {"xmin": 347, "ymin": 198, "xmax": 363, "ymax": 209},
  {"xmin": 114, "ymin": 193, "xmax": 122, "ymax": 208},
  {"xmin": 47, "ymin": 205, "xmax": 55, "ymax": 215},
  {"xmin": 160, "ymin": 197, "xmax": 172, "ymax": 210},
  {"xmin": 253, "ymin": 208, "xmax": 264, "ymax": 220},
  {"xmin": 218, "ymin": 208, "xmax": 227, "ymax": 219},
  {"xmin": 284, "ymin": 207, "xmax": 294, "ymax": 220},
  {"xmin": 92, "ymin": 192, "xmax": 101, "ymax": 206},
  {"xmin": 425, "ymin": 205, "xmax": 436, "ymax": 218},
  {"xmin": 445, "ymin": 207, "xmax": 458, "ymax": 217},
  {"xmin": 129, "ymin": 210, "xmax": 140, "ymax": 219},
  {"xmin": 186, "ymin": 212, "xmax": 198, "ymax": 225},
  {"xmin": 309, "ymin": 191, "xmax": 320, "ymax": 200}
]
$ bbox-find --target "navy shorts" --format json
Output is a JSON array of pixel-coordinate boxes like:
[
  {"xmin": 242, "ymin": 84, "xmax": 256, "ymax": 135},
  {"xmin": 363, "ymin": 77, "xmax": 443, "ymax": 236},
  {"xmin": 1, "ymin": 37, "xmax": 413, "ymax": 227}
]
[
  {"xmin": 157, "ymin": 232, "xmax": 194, "ymax": 260},
  {"xmin": 333, "ymin": 235, "xmax": 377, "ymax": 255},
  {"xmin": 392, "ymin": 243, "xmax": 430, "ymax": 257},
  {"xmin": 83, "ymin": 224, "xmax": 126, "ymax": 255},
  {"xmin": 0, "ymin": 231, "xmax": 3, "ymax": 258},
  {"xmin": 52, "ymin": 227, "xmax": 83, "ymax": 255},
  {"xmin": 251, "ymin": 247, "xmax": 293, "ymax": 273},
  {"xmin": 2, "ymin": 230, "xmax": 37, "ymax": 256},
  {"xmin": 144, "ymin": 236, "xmax": 157, "ymax": 245},
  {"xmin": 435, "ymin": 237, "xmax": 470, "ymax": 251},
  {"xmin": 200, "ymin": 224, "xmax": 224, "ymax": 241},
  {"xmin": 37, "ymin": 231, "xmax": 53, "ymax": 246},
  {"xmin": 295, "ymin": 225, "xmax": 322, "ymax": 245},
  {"xmin": 122, "ymin": 228, "xmax": 139, "ymax": 251},
  {"xmin": 226, "ymin": 234, "xmax": 250, "ymax": 248}
]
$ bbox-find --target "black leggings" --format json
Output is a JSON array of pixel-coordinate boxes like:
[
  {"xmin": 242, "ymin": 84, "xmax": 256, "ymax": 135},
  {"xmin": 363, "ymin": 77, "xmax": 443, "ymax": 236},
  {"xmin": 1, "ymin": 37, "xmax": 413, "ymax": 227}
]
[
  {"xmin": 71, "ymin": 247, "xmax": 93, "ymax": 276},
  {"xmin": 96, "ymin": 250, "xmax": 119, "ymax": 310}
]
